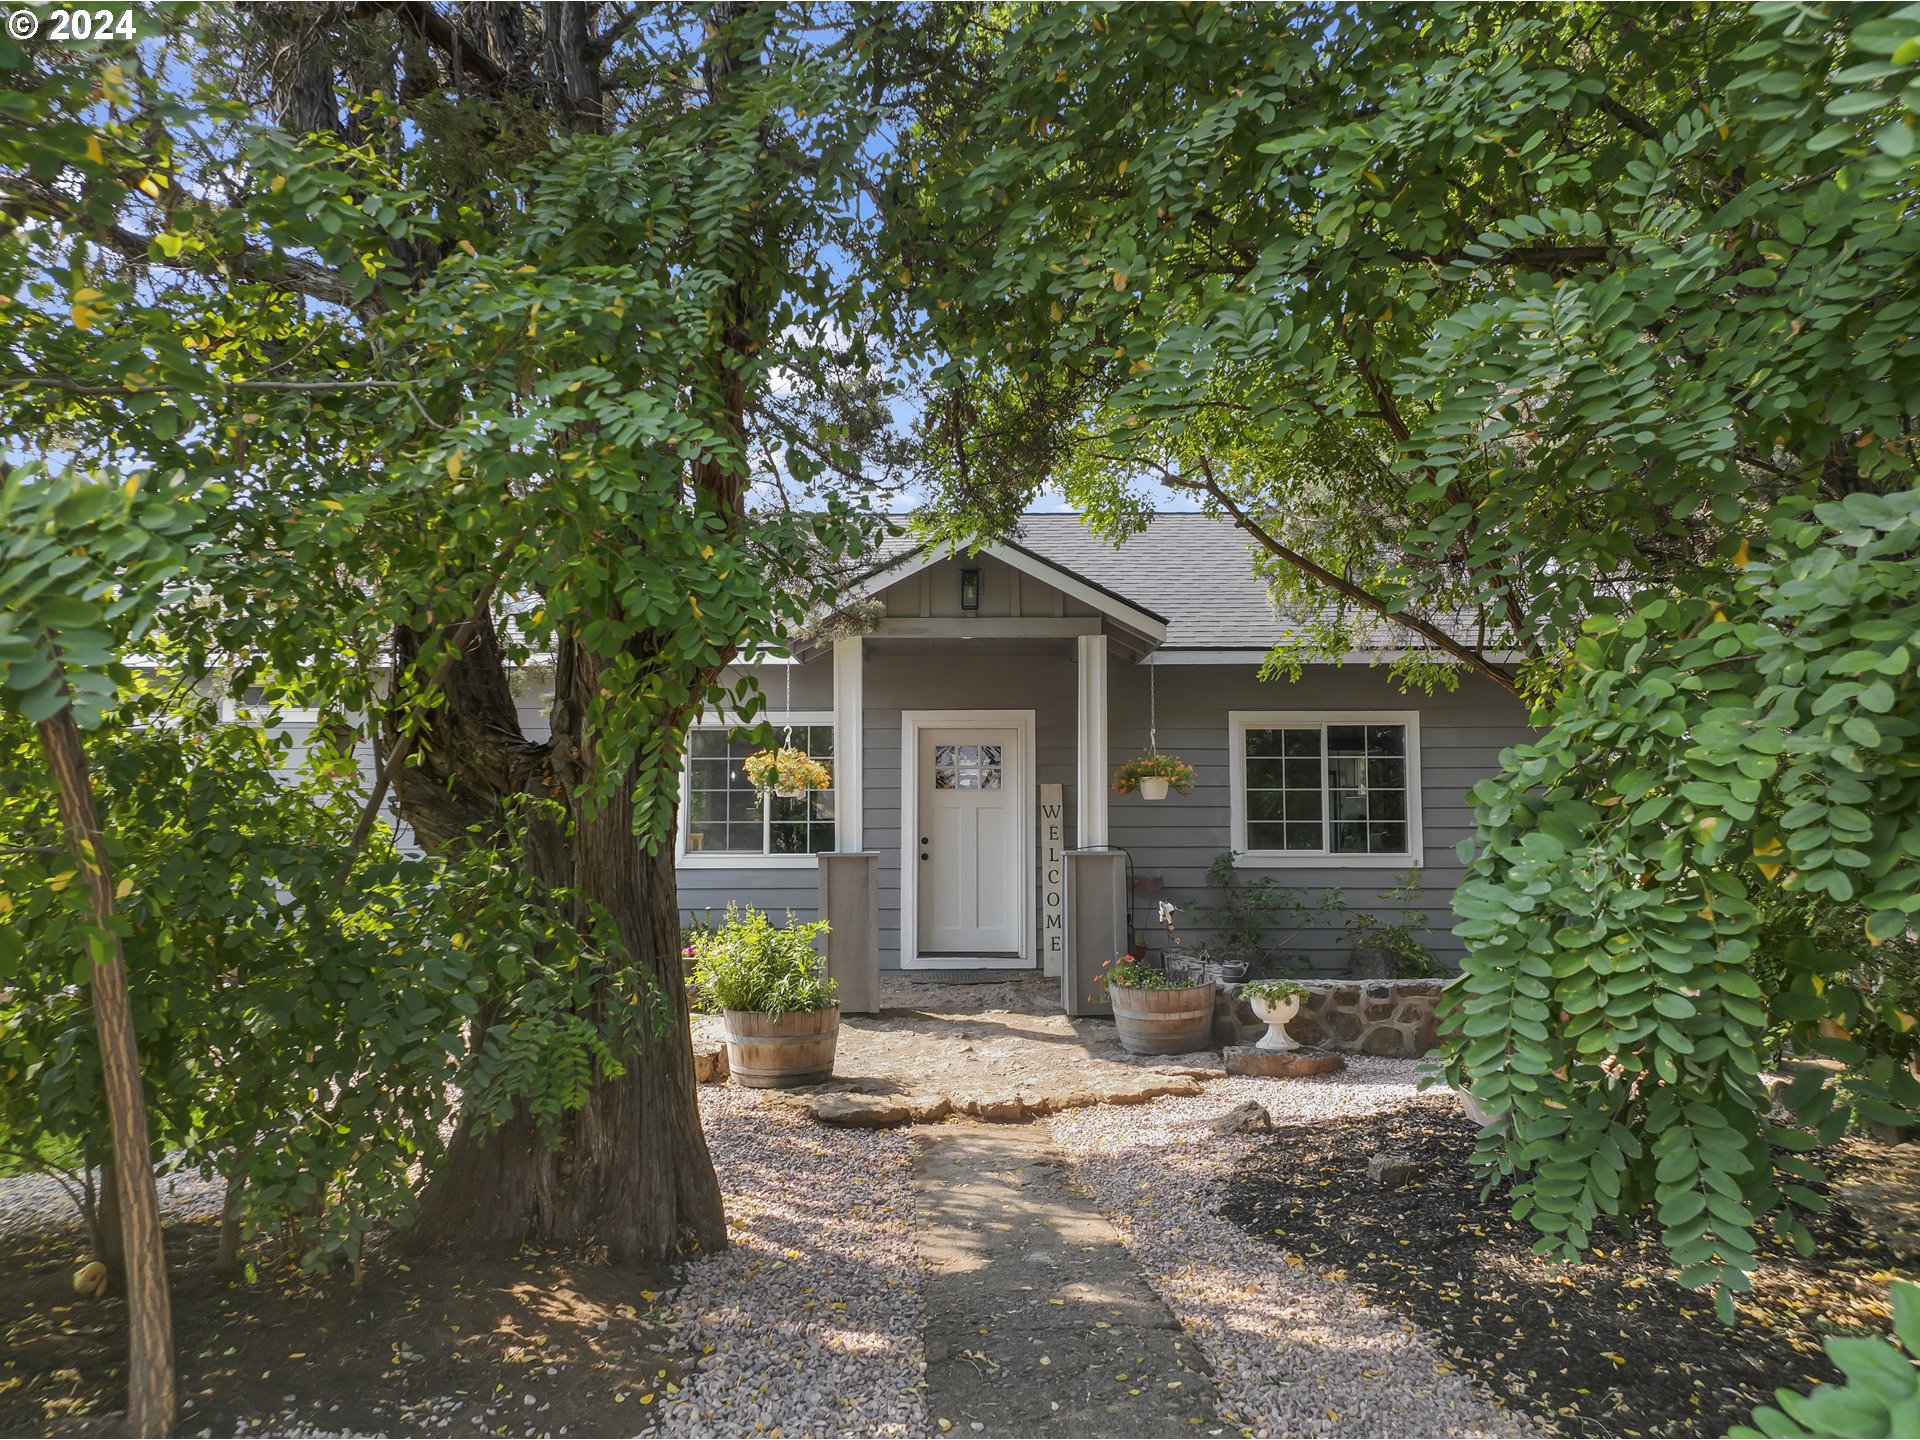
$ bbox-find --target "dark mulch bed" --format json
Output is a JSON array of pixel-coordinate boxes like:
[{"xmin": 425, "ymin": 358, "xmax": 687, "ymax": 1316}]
[
  {"xmin": 1220, "ymin": 1099, "xmax": 1913, "ymax": 1439},
  {"xmin": 0, "ymin": 1216, "xmax": 692, "ymax": 1437}
]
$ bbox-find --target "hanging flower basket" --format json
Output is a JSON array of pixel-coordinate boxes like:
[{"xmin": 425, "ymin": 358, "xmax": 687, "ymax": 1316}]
[
  {"xmin": 1111, "ymin": 751, "xmax": 1195, "ymax": 800},
  {"xmin": 744, "ymin": 747, "xmax": 832, "ymax": 798}
]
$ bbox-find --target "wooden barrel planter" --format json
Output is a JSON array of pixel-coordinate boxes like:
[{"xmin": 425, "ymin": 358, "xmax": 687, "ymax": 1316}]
[
  {"xmin": 723, "ymin": 1006, "xmax": 840, "ymax": 1088},
  {"xmin": 1109, "ymin": 983, "xmax": 1216, "ymax": 1055}
]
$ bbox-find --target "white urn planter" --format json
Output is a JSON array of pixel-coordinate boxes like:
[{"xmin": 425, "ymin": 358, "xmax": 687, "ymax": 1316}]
[
  {"xmin": 1138, "ymin": 776, "xmax": 1171, "ymax": 801},
  {"xmin": 1250, "ymin": 993, "xmax": 1302, "ymax": 1051}
]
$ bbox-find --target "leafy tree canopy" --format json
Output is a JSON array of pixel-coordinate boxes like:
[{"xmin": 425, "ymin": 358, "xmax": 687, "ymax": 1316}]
[
  {"xmin": 886, "ymin": 0, "xmax": 1920, "ymax": 1306},
  {"xmin": 889, "ymin": 1, "xmax": 1920, "ymax": 698}
]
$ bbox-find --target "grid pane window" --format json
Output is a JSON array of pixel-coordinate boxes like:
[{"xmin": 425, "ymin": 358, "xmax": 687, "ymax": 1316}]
[
  {"xmin": 770, "ymin": 724, "xmax": 835, "ymax": 854},
  {"xmin": 684, "ymin": 723, "xmax": 834, "ymax": 856},
  {"xmin": 932, "ymin": 743, "xmax": 1003, "ymax": 791},
  {"xmin": 1243, "ymin": 721, "xmax": 1411, "ymax": 856},
  {"xmin": 1244, "ymin": 727, "xmax": 1325, "ymax": 852}
]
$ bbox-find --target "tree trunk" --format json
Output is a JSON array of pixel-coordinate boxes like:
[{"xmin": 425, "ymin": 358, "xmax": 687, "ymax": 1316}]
[
  {"xmin": 406, "ymin": 839, "xmax": 725, "ymax": 1262},
  {"xmin": 38, "ymin": 704, "xmax": 175, "ymax": 1437},
  {"xmin": 215, "ymin": 1175, "xmax": 245, "ymax": 1273},
  {"xmin": 97, "ymin": 1160, "xmax": 125, "ymax": 1271},
  {"xmin": 398, "ymin": 626, "xmax": 725, "ymax": 1264}
]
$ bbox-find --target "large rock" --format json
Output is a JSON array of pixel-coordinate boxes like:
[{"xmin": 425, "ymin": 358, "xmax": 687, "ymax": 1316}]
[
  {"xmin": 1097, "ymin": 1075, "xmax": 1203, "ymax": 1106},
  {"xmin": 809, "ymin": 1092, "xmax": 913, "ymax": 1128},
  {"xmin": 1223, "ymin": 1045, "xmax": 1345, "ymax": 1078},
  {"xmin": 1205, "ymin": 1100, "xmax": 1274, "ymax": 1135},
  {"xmin": 1367, "ymin": 1150, "xmax": 1421, "ymax": 1188},
  {"xmin": 966, "ymin": 1092, "xmax": 1030, "ymax": 1122},
  {"xmin": 694, "ymin": 1039, "xmax": 730, "ymax": 1084}
]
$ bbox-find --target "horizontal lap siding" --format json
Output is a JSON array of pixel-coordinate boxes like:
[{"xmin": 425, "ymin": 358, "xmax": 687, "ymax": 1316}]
[
  {"xmin": 251, "ymin": 650, "xmax": 1531, "ymax": 977},
  {"xmin": 1106, "ymin": 663, "xmax": 1533, "ymax": 974}
]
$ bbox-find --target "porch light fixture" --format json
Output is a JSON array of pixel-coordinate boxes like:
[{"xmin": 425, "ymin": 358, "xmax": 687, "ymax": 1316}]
[{"xmin": 959, "ymin": 567, "xmax": 982, "ymax": 612}]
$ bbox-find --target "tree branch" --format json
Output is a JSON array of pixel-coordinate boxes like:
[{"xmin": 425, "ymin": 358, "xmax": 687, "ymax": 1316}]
[
  {"xmin": 4, "ymin": 375, "xmax": 415, "ymax": 395},
  {"xmin": 1, "ymin": 176, "xmax": 357, "ymax": 309},
  {"xmin": 1186, "ymin": 456, "xmax": 1521, "ymax": 697}
]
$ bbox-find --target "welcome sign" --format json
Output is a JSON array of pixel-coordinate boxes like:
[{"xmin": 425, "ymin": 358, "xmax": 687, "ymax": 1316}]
[{"xmin": 1041, "ymin": 783, "xmax": 1065, "ymax": 976}]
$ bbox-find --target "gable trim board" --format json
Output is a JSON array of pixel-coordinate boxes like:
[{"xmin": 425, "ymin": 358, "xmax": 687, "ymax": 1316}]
[
  {"xmin": 898, "ymin": 708, "xmax": 1038, "ymax": 970},
  {"xmin": 861, "ymin": 541, "xmax": 1169, "ymax": 647}
]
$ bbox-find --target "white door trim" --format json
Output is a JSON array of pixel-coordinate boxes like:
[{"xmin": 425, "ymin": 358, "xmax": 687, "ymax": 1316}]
[{"xmin": 900, "ymin": 708, "xmax": 1036, "ymax": 970}]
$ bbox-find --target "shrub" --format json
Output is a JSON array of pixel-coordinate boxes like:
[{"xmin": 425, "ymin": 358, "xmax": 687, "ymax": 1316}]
[
  {"xmin": 1342, "ymin": 869, "xmax": 1442, "ymax": 979},
  {"xmin": 1242, "ymin": 978, "xmax": 1308, "ymax": 1005},
  {"xmin": 1091, "ymin": 954, "xmax": 1194, "ymax": 997},
  {"xmin": 687, "ymin": 904, "xmax": 835, "ymax": 1015},
  {"xmin": 1186, "ymin": 851, "xmax": 1343, "ymax": 971},
  {"xmin": 0, "ymin": 698, "xmax": 643, "ymax": 1274}
]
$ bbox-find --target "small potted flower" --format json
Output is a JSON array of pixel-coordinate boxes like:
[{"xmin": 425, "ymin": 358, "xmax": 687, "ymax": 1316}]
[
  {"xmin": 1090, "ymin": 953, "xmax": 1217, "ymax": 1055},
  {"xmin": 743, "ymin": 746, "xmax": 832, "ymax": 799},
  {"xmin": 1111, "ymin": 751, "xmax": 1195, "ymax": 801},
  {"xmin": 1241, "ymin": 978, "xmax": 1308, "ymax": 1052}
]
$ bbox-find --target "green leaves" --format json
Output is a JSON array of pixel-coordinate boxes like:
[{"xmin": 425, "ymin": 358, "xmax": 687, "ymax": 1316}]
[
  {"xmin": 892, "ymin": 2, "xmax": 1920, "ymax": 702},
  {"xmin": 1736, "ymin": 1280, "xmax": 1920, "ymax": 1438},
  {"xmin": 687, "ymin": 903, "xmax": 836, "ymax": 1018},
  {"xmin": 1446, "ymin": 481, "xmax": 1920, "ymax": 1298},
  {"xmin": 0, "ymin": 699, "xmax": 644, "ymax": 1270},
  {"xmin": 0, "ymin": 466, "xmax": 213, "ymax": 730}
]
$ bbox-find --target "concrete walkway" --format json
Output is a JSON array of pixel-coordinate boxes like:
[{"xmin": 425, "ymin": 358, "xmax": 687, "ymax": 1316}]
[{"xmin": 914, "ymin": 1123, "xmax": 1223, "ymax": 1438}]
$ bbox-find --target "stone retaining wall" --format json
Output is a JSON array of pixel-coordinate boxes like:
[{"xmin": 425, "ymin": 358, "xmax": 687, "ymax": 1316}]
[{"xmin": 1218, "ymin": 979, "xmax": 1448, "ymax": 1058}]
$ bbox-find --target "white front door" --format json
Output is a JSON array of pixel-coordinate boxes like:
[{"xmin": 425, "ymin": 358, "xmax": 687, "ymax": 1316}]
[{"xmin": 917, "ymin": 725, "xmax": 1022, "ymax": 956}]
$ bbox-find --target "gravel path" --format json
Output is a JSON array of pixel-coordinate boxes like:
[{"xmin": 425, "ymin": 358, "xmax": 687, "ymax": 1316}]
[
  {"xmin": 0, "ymin": 1162, "xmax": 224, "ymax": 1240},
  {"xmin": 652, "ymin": 1084, "xmax": 926, "ymax": 1438},
  {"xmin": 4, "ymin": 1060, "xmax": 1540, "ymax": 1440},
  {"xmin": 1048, "ymin": 1059, "xmax": 1542, "ymax": 1439}
]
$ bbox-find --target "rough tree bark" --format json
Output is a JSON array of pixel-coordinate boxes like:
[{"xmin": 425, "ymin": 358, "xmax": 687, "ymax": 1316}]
[
  {"xmin": 398, "ymin": 620, "xmax": 727, "ymax": 1261},
  {"xmin": 241, "ymin": 0, "xmax": 751, "ymax": 1265},
  {"xmin": 38, "ymin": 703, "xmax": 175, "ymax": 1436}
]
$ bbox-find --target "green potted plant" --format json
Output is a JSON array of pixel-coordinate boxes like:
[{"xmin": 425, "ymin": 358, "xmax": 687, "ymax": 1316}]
[
  {"xmin": 742, "ymin": 746, "xmax": 832, "ymax": 799},
  {"xmin": 1111, "ymin": 750, "xmax": 1195, "ymax": 801},
  {"xmin": 1090, "ymin": 954, "xmax": 1216, "ymax": 1055},
  {"xmin": 687, "ymin": 904, "xmax": 837, "ymax": 1087},
  {"xmin": 1241, "ymin": 978, "xmax": 1309, "ymax": 1051}
]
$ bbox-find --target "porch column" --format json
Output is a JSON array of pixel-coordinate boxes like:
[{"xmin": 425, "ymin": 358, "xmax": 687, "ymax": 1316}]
[
  {"xmin": 1076, "ymin": 633, "xmax": 1109, "ymax": 847},
  {"xmin": 832, "ymin": 636, "xmax": 864, "ymax": 851}
]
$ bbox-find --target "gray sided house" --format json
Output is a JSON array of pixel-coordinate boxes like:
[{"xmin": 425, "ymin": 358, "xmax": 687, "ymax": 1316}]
[{"xmin": 676, "ymin": 514, "xmax": 1533, "ymax": 999}]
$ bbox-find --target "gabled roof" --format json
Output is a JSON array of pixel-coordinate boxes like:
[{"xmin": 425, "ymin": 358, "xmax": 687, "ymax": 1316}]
[
  {"xmin": 862, "ymin": 529, "xmax": 1169, "ymax": 643},
  {"xmin": 1011, "ymin": 514, "xmax": 1276, "ymax": 651},
  {"xmin": 860, "ymin": 512, "xmax": 1475, "ymax": 657}
]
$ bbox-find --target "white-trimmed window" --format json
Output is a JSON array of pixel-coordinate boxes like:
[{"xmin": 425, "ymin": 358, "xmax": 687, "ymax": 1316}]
[
  {"xmin": 1228, "ymin": 711, "xmax": 1422, "ymax": 865},
  {"xmin": 680, "ymin": 719, "xmax": 835, "ymax": 863}
]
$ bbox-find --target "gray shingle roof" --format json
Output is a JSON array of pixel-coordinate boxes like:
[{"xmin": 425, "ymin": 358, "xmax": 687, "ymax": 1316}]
[
  {"xmin": 1010, "ymin": 514, "xmax": 1278, "ymax": 650},
  {"xmin": 865, "ymin": 512, "xmax": 1465, "ymax": 654}
]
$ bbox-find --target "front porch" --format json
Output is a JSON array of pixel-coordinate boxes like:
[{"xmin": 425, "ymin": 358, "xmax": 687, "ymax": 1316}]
[{"xmin": 692, "ymin": 967, "xmax": 1445, "ymax": 1128}]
